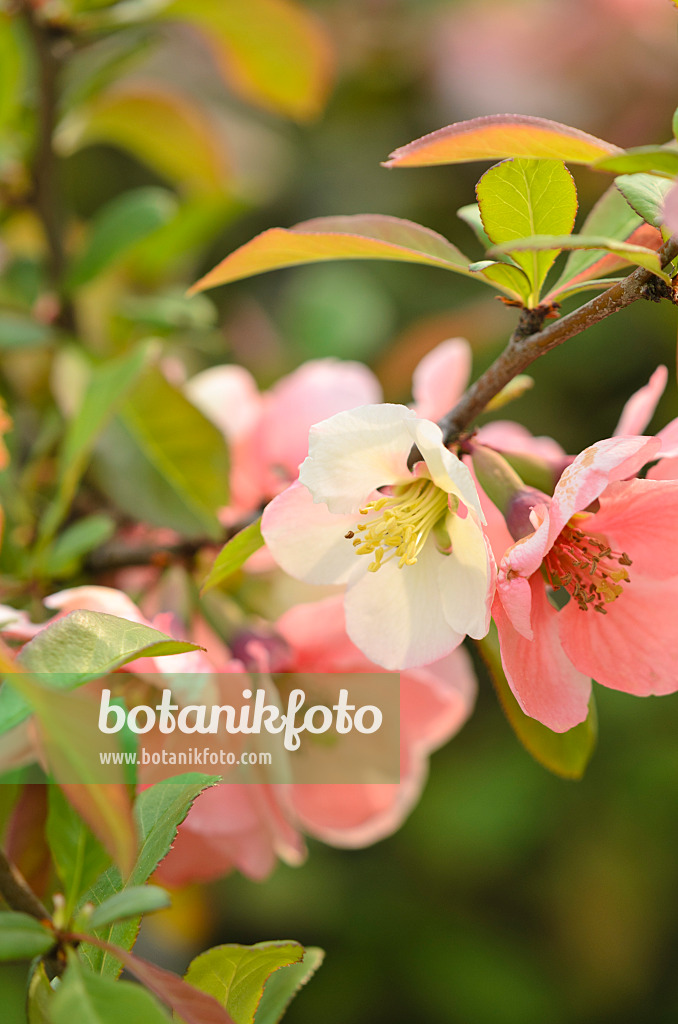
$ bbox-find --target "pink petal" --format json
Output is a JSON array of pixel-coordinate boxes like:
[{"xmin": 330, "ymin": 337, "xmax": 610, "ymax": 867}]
[
  {"xmin": 299, "ymin": 404, "xmax": 417, "ymax": 514},
  {"xmin": 500, "ymin": 501, "xmax": 551, "ymax": 584},
  {"xmin": 276, "ymin": 595, "xmax": 369, "ymax": 671},
  {"xmin": 476, "ymin": 420, "xmax": 566, "ymax": 467},
  {"xmin": 647, "ymin": 455, "xmax": 678, "ymax": 481},
  {"xmin": 412, "ymin": 337, "xmax": 471, "ymax": 421},
  {"xmin": 185, "ymin": 365, "xmax": 263, "ymax": 439},
  {"xmin": 663, "ymin": 180, "xmax": 678, "ymax": 237},
  {"xmin": 655, "ymin": 418, "xmax": 678, "ymax": 459},
  {"xmin": 344, "ymin": 540, "xmax": 464, "ymax": 669},
  {"xmin": 613, "ymin": 365, "xmax": 668, "ymax": 436},
  {"xmin": 155, "ymin": 784, "xmax": 305, "ymax": 885},
  {"xmin": 493, "ymin": 584, "xmax": 592, "ymax": 732},
  {"xmin": 548, "ymin": 435, "xmax": 661, "ymax": 543},
  {"xmin": 587, "ymin": 478, "xmax": 678, "ymax": 579},
  {"xmin": 261, "ymin": 481, "xmax": 360, "ymax": 585},
  {"xmin": 261, "ymin": 359, "xmax": 382, "ymax": 481},
  {"xmin": 45, "ymin": 586, "xmax": 148, "ymax": 623},
  {"xmin": 559, "ymin": 576, "xmax": 678, "ymax": 697}
]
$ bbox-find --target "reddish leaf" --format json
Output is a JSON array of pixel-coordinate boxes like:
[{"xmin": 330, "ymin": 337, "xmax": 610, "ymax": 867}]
[
  {"xmin": 163, "ymin": 0, "xmax": 333, "ymax": 121},
  {"xmin": 547, "ymin": 223, "xmax": 663, "ymax": 299},
  {"xmin": 5, "ymin": 786, "xmax": 50, "ymax": 899},
  {"xmin": 189, "ymin": 214, "xmax": 474, "ymax": 293},
  {"xmin": 383, "ymin": 114, "xmax": 621, "ymax": 169},
  {"xmin": 73, "ymin": 934, "xmax": 236, "ymax": 1024}
]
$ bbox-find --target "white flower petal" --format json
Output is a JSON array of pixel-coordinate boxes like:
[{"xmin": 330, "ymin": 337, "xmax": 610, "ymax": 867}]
[
  {"xmin": 262, "ymin": 481, "xmax": 361, "ymax": 585},
  {"xmin": 437, "ymin": 513, "xmax": 493, "ymax": 639},
  {"xmin": 344, "ymin": 541, "xmax": 464, "ymax": 670},
  {"xmin": 299, "ymin": 404, "xmax": 417, "ymax": 513},
  {"xmin": 410, "ymin": 418, "xmax": 485, "ymax": 520}
]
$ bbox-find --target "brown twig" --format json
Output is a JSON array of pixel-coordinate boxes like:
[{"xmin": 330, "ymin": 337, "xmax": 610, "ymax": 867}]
[
  {"xmin": 0, "ymin": 846, "xmax": 51, "ymax": 922},
  {"xmin": 437, "ymin": 237, "xmax": 678, "ymax": 445},
  {"xmin": 18, "ymin": 0, "xmax": 76, "ymax": 331}
]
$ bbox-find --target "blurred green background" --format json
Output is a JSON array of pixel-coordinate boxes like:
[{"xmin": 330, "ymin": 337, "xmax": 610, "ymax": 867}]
[{"xmin": 2, "ymin": 0, "xmax": 678, "ymax": 1021}]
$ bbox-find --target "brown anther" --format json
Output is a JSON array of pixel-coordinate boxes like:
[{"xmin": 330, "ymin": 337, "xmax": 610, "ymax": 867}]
[
  {"xmin": 344, "ymin": 531, "xmax": 355, "ymax": 539},
  {"xmin": 593, "ymin": 605, "xmax": 608, "ymax": 614},
  {"xmin": 620, "ymin": 552, "xmax": 632, "ymax": 565}
]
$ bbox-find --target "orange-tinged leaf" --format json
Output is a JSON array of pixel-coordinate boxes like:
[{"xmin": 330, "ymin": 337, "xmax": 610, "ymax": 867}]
[
  {"xmin": 547, "ymin": 223, "xmax": 663, "ymax": 300},
  {"xmin": 189, "ymin": 214, "xmax": 474, "ymax": 293},
  {"xmin": 62, "ymin": 85, "xmax": 230, "ymax": 195},
  {"xmin": 163, "ymin": 0, "xmax": 333, "ymax": 121},
  {"xmin": 384, "ymin": 114, "xmax": 622, "ymax": 169}
]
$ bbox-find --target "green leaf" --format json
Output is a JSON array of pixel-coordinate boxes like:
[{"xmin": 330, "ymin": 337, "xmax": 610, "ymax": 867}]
[
  {"xmin": 1, "ymin": 673, "xmax": 138, "ymax": 874},
  {"xmin": 87, "ymin": 885, "xmax": 170, "ymax": 930},
  {"xmin": 254, "ymin": 947, "xmax": 324, "ymax": 1024},
  {"xmin": 615, "ymin": 173, "xmax": 675, "ymax": 228},
  {"xmin": 476, "ymin": 159, "xmax": 578, "ymax": 304},
  {"xmin": 65, "ymin": 188, "xmax": 177, "ymax": 291},
  {"xmin": 488, "ymin": 233, "xmax": 672, "ymax": 283},
  {"xmin": 39, "ymin": 514, "xmax": 116, "ymax": 578},
  {"xmin": 0, "ymin": 912, "xmax": 55, "ymax": 961},
  {"xmin": 18, "ymin": 610, "xmax": 201, "ymax": 678},
  {"xmin": 0, "ymin": 13, "xmax": 25, "ymax": 133},
  {"xmin": 27, "ymin": 961, "xmax": 53, "ymax": 1024},
  {"xmin": 456, "ymin": 203, "xmax": 492, "ymax": 248},
  {"xmin": 183, "ymin": 942, "xmax": 304, "ymax": 1024},
  {"xmin": 0, "ymin": 610, "xmax": 201, "ymax": 735},
  {"xmin": 38, "ymin": 342, "xmax": 153, "ymax": 545},
  {"xmin": 477, "ymin": 622, "xmax": 597, "ymax": 779},
  {"xmin": 51, "ymin": 956, "xmax": 172, "ymax": 1024},
  {"xmin": 674, "ymin": 106, "xmax": 678, "ymax": 143},
  {"xmin": 80, "ymin": 774, "xmax": 219, "ymax": 976},
  {"xmin": 467, "ymin": 260, "xmax": 532, "ymax": 304},
  {"xmin": 594, "ymin": 146, "xmax": 678, "ymax": 177},
  {"xmin": 0, "ymin": 312, "xmax": 52, "ymax": 350},
  {"xmin": 201, "ymin": 519, "xmax": 263, "ymax": 593},
  {"xmin": 47, "ymin": 787, "xmax": 110, "ymax": 917},
  {"xmin": 550, "ymin": 182, "xmax": 643, "ymax": 294},
  {"xmin": 189, "ymin": 214, "xmax": 477, "ymax": 294},
  {"xmin": 93, "ymin": 368, "xmax": 229, "ymax": 540}
]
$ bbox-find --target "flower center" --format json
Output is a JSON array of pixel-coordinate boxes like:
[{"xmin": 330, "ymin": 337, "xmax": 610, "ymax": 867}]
[
  {"xmin": 345, "ymin": 478, "xmax": 452, "ymax": 573},
  {"xmin": 543, "ymin": 515, "xmax": 632, "ymax": 614}
]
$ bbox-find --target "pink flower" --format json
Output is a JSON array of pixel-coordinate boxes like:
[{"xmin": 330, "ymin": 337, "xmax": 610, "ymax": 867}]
[
  {"xmin": 271, "ymin": 595, "xmax": 476, "ymax": 848},
  {"xmin": 159, "ymin": 594, "xmax": 476, "ymax": 882},
  {"xmin": 494, "ymin": 435, "xmax": 678, "ymax": 731},
  {"xmin": 262, "ymin": 403, "xmax": 494, "ymax": 669},
  {"xmin": 186, "ymin": 359, "xmax": 381, "ymax": 523}
]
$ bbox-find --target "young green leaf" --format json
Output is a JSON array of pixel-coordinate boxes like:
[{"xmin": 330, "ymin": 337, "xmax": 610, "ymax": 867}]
[
  {"xmin": 188, "ymin": 215, "xmax": 476, "ymax": 294},
  {"xmin": 47, "ymin": 787, "xmax": 110, "ymax": 917},
  {"xmin": 594, "ymin": 146, "xmax": 678, "ymax": 177},
  {"xmin": 254, "ymin": 947, "xmax": 324, "ymax": 1024},
  {"xmin": 65, "ymin": 188, "xmax": 177, "ymax": 291},
  {"xmin": 614, "ymin": 174, "xmax": 675, "ymax": 228},
  {"xmin": 37, "ymin": 342, "xmax": 153, "ymax": 546},
  {"xmin": 0, "ymin": 912, "xmax": 55, "ymax": 961},
  {"xmin": 80, "ymin": 775, "xmax": 219, "ymax": 976},
  {"xmin": 87, "ymin": 886, "xmax": 170, "ymax": 930},
  {"xmin": 488, "ymin": 233, "xmax": 671, "ymax": 283},
  {"xmin": 0, "ymin": 610, "xmax": 201, "ymax": 736},
  {"xmin": 476, "ymin": 159, "xmax": 578, "ymax": 303},
  {"xmin": 476, "ymin": 622, "xmax": 597, "ymax": 779},
  {"xmin": 39, "ymin": 514, "xmax": 116, "ymax": 579},
  {"xmin": 183, "ymin": 942, "xmax": 303, "ymax": 1024},
  {"xmin": 93, "ymin": 368, "xmax": 229, "ymax": 540},
  {"xmin": 201, "ymin": 518, "xmax": 264, "ymax": 593},
  {"xmin": 51, "ymin": 955, "xmax": 172, "ymax": 1024},
  {"xmin": 467, "ymin": 260, "xmax": 532, "ymax": 304},
  {"xmin": 75, "ymin": 935, "xmax": 236, "ymax": 1024},
  {"xmin": 549, "ymin": 182, "xmax": 643, "ymax": 294},
  {"xmin": 456, "ymin": 203, "xmax": 492, "ymax": 248},
  {"xmin": 384, "ymin": 114, "xmax": 620, "ymax": 168},
  {"xmin": 0, "ymin": 312, "xmax": 52, "ymax": 350},
  {"xmin": 27, "ymin": 960, "xmax": 53, "ymax": 1024}
]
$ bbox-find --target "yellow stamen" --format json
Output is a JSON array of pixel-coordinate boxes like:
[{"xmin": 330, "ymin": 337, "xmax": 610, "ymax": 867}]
[
  {"xmin": 544, "ymin": 515, "xmax": 632, "ymax": 614},
  {"xmin": 347, "ymin": 478, "xmax": 452, "ymax": 572}
]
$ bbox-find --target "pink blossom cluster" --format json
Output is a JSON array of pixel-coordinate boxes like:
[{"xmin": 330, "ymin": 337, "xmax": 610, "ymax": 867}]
[{"xmin": 3, "ymin": 341, "xmax": 678, "ymax": 886}]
